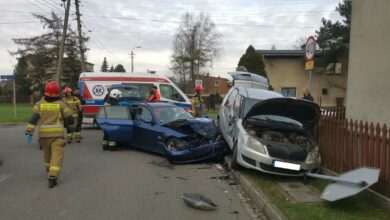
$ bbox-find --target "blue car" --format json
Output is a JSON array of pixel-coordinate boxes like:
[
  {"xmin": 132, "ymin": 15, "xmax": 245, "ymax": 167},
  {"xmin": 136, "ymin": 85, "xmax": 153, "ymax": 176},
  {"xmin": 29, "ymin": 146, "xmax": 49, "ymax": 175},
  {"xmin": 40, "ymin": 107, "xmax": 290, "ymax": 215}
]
[{"xmin": 95, "ymin": 102, "xmax": 228, "ymax": 164}]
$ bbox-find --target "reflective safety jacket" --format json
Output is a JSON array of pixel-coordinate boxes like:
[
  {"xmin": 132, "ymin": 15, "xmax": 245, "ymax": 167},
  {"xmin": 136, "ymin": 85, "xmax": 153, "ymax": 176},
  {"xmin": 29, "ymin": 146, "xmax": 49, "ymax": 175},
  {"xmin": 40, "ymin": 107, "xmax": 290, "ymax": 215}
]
[
  {"xmin": 191, "ymin": 94, "xmax": 204, "ymax": 117},
  {"xmin": 147, "ymin": 91, "xmax": 161, "ymax": 102},
  {"xmin": 25, "ymin": 98, "xmax": 74, "ymax": 138},
  {"xmin": 63, "ymin": 95, "xmax": 82, "ymax": 117}
]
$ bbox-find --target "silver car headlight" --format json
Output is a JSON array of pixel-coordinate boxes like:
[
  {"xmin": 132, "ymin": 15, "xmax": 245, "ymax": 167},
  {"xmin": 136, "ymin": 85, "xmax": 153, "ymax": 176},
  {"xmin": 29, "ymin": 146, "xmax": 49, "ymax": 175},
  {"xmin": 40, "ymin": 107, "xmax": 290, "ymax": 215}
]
[
  {"xmin": 306, "ymin": 146, "xmax": 320, "ymax": 163},
  {"xmin": 243, "ymin": 135, "xmax": 266, "ymax": 154}
]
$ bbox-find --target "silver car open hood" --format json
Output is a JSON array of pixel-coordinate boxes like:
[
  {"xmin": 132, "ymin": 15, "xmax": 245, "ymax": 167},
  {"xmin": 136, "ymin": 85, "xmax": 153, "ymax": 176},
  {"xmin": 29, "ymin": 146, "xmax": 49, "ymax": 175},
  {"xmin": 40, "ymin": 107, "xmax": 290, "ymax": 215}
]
[{"xmin": 244, "ymin": 98, "xmax": 320, "ymax": 127}]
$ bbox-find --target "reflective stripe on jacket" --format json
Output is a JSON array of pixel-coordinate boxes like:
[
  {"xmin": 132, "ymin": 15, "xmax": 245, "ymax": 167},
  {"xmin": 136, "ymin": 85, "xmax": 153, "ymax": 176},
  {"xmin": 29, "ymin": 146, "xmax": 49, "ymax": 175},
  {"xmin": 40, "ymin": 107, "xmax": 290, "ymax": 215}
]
[{"xmin": 30, "ymin": 99, "xmax": 73, "ymax": 138}]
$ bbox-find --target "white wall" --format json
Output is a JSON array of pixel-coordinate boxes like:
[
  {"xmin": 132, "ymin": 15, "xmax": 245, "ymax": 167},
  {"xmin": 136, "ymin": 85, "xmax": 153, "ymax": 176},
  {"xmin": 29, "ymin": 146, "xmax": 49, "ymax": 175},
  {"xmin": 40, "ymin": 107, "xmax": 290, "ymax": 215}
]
[{"xmin": 346, "ymin": 0, "xmax": 390, "ymax": 125}]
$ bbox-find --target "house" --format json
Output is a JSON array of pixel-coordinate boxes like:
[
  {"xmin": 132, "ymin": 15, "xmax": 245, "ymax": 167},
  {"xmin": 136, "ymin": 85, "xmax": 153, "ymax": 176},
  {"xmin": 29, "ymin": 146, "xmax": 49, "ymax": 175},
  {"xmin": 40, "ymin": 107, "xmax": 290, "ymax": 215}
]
[
  {"xmin": 346, "ymin": 0, "xmax": 390, "ymax": 125},
  {"xmin": 196, "ymin": 74, "xmax": 229, "ymax": 95},
  {"xmin": 257, "ymin": 49, "xmax": 347, "ymax": 107}
]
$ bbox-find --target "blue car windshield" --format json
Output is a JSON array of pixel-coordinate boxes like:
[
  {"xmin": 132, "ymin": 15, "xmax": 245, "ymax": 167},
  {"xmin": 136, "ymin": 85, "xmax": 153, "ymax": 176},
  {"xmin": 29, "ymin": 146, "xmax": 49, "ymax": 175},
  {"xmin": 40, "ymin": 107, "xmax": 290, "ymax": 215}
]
[{"xmin": 153, "ymin": 106, "xmax": 193, "ymax": 124}]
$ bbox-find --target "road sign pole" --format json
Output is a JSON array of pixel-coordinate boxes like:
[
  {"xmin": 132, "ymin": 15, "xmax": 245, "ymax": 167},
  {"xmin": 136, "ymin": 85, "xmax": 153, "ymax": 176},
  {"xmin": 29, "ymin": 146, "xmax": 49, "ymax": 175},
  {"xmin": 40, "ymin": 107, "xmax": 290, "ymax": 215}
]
[
  {"xmin": 305, "ymin": 36, "xmax": 316, "ymax": 92},
  {"xmin": 13, "ymin": 78, "xmax": 17, "ymax": 118},
  {"xmin": 308, "ymin": 69, "xmax": 312, "ymax": 91}
]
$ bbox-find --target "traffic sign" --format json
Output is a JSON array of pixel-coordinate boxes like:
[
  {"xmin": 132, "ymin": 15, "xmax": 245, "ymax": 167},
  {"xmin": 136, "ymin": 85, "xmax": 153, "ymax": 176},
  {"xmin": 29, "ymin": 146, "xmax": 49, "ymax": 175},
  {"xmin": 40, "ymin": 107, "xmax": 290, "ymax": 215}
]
[
  {"xmin": 305, "ymin": 36, "xmax": 316, "ymax": 61},
  {"xmin": 0, "ymin": 75, "xmax": 15, "ymax": 80},
  {"xmin": 305, "ymin": 60, "xmax": 314, "ymax": 70}
]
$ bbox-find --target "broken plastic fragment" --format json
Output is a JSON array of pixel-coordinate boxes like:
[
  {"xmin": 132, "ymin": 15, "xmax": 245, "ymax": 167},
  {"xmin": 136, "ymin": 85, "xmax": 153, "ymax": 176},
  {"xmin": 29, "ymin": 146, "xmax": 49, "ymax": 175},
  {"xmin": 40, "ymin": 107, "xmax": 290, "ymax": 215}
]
[{"xmin": 182, "ymin": 193, "xmax": 217, "ymax": 210}]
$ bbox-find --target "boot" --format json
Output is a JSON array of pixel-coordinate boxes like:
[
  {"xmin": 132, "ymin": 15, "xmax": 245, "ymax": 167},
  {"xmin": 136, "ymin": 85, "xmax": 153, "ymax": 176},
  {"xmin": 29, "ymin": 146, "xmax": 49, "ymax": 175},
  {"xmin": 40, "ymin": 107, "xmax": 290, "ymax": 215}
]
[
  {"xmin": 66, "ymin": 133, "xmax": 72, "ymax": 144},
  {"xmin": 48, "ymin": 178, "xmax": 57, "ymax": 188},
  {"xmin": 75, "ymin": 132, "xmax": 81, "ymax": 143}
]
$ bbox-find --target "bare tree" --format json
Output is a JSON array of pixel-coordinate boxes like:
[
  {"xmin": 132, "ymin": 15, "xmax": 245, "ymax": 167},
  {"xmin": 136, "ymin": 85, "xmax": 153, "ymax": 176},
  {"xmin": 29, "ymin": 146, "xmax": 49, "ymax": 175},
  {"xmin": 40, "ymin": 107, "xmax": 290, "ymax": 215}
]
[
  {"xmin": 293, "ymin": 36, "xmax": 307, "ymax": 50},
  {"xmin": 170, "ymin": 13, "xmax": 222, "ymax": 92}
]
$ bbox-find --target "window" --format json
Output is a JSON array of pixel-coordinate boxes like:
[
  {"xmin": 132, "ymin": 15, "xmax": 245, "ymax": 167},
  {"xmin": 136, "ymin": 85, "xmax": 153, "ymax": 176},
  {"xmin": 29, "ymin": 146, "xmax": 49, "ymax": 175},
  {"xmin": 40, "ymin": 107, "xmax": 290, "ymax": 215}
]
[
  {"xmin": 104, "ymin": 106, "xmax": 129, "ymax": 119},
  {"xmin": 159, "ymin": 84, "xmax": 185, "ymax": 102},
  {"xmin": 322, "ymin": 88, "xmax": 328, "ymax": 95},
  {"xmin": 123, "ymin": 83, "xmax": 154, "ymax": 99},
  {"xmin": 97, "ymin": 107, "xmax": 106, "ymax": 118},
  {"xmin": 281, "ymin": 87, "xmax": 296, "ymax": 97},
  {"xmin": 214, "ymin": 80, "xmax": 220, "ymax": 86},
  {"xmin": 225, "ymin": 89, "xmax": 238, "ymax": 107},
  {"xmin": 233, "ymin": 95, "xmax": 242, "ymax": 116},
  {"xmin": 137, "ymin": 106, "xmax": 153, "ymax": 122},
  {"xmin": 153, "ymin": 106, "xmax": 192, "ymax": 124},
  {"xmin": 326, "ymin": 63, "xmax": 343, "ymax": 75}
]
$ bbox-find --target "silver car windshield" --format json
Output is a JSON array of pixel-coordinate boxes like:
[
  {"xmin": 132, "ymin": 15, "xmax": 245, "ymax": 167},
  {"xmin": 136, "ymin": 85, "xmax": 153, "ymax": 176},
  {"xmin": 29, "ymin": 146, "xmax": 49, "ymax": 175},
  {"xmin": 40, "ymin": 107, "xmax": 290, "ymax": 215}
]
[{"xmin": 153, "ymin": 106, "xmax": 193, "ymax": 124}]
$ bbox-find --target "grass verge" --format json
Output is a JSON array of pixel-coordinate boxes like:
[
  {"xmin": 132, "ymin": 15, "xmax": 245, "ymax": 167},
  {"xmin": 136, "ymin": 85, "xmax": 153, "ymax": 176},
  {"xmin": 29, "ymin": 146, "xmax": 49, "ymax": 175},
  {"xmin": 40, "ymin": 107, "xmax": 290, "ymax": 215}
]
[
  {"xmin": 0, "ymin": 103, "xmax": 33, "ymax": 123},
  {"xmin": 241, "ymin": 169, "xmax": 390, "ymax": 220}
]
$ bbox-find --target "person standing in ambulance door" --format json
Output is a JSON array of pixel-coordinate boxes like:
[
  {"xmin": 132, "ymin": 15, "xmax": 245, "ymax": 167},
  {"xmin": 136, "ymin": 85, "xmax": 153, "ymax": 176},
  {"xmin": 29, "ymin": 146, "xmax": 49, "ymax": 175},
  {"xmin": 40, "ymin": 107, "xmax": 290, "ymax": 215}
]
[
  {"xmin": 146, "ymin": 85, "xmax": 160, "ymax": 102},
  {"xmin": 24, "ymin": 81, "xmax": 74, "ymax": 188},
  {"xmin": 63, "ymin": 87, "xmax": 83, "ymax": 143}
]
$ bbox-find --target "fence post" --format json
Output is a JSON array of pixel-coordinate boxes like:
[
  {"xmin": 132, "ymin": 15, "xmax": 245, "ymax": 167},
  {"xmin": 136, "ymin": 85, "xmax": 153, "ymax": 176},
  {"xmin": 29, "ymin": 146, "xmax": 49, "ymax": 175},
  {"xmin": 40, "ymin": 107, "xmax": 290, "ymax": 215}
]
[
  {"xmin": 380, "ymin": 125, "xmax": 387, "ymax": 179},
  {"xmin": 369, "ymin": 122, "xmax": 375, "ymax": 167}
]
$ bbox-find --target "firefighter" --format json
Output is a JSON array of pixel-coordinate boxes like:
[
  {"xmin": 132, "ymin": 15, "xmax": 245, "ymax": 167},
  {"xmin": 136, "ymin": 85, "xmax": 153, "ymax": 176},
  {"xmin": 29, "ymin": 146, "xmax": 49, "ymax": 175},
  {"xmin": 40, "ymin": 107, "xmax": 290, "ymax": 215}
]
[
  {"xmin": 63, "ymin": 87, "xmax": 83, "ymax": 143},
  {"xmin": 191, "ymin": 85, "xmax": 204, "ymax": 117},
  {"xmin": 104, "ymin": 89, "xmax": 122, "ymax": 106},
  {"xmin": 25, "ymin": 81, "xmax": 74, "ymax": 188},
  {"xmin": 146, "ymin": 85, "xmax": 160, "ymax": 102},
  {"xmin": 72, "ymin": 87, "xmax": 84, "ymax": 139},
  {"xmin": 102, "ymin": 89, "xmax": 122, "ymax": 150}
]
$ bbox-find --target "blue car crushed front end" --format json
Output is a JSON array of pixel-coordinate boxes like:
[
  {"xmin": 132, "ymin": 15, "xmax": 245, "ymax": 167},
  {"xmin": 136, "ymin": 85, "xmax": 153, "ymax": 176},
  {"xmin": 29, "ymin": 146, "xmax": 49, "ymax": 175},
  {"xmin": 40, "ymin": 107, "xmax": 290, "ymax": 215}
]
[
  {"xmin": 166, "ymin": 140, "xmax": 228, "ymax": 164},
  {"xmin": 162, "ymin": 118, "xmax": 229, "ymax": 164}
]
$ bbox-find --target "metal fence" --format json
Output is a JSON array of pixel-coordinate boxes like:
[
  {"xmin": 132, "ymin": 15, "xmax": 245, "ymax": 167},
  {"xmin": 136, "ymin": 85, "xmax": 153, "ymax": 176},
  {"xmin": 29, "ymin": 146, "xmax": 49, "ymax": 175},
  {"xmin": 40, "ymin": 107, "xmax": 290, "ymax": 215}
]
[{"xmin": 319, "ymin": 114, "xmax": 390, "ymax": 197}]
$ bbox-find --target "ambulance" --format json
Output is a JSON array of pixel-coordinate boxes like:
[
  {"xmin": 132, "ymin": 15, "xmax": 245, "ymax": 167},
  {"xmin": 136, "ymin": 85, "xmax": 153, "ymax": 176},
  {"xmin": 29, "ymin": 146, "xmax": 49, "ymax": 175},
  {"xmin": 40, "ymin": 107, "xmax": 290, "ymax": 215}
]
[{"xmin": 78, "ymin": 72, "xmax": 191, "ymax": 123}]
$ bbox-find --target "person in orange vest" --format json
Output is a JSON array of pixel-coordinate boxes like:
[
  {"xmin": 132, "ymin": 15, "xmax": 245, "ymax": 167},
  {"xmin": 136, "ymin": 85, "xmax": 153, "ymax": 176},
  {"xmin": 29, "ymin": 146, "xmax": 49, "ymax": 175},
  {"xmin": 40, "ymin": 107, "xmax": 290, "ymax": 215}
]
[
  {"xmin": 147, "ymin": 85, "xmax": 160, "ymax": 102},
  {"xmin": 63, "ymin": 87, "xmax": 83, "ymax": 143},
  {"xmin": 25, "ymin": 81, "xmax": 74, "ymax": 188}
]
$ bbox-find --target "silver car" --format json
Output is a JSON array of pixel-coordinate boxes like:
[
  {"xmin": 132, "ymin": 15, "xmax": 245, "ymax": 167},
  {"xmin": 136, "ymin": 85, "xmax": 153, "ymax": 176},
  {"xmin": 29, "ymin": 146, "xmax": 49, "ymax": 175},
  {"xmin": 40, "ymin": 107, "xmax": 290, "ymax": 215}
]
[{"xmin": 218, "ymin": 86, "xmax": 321, "ymax": 176}]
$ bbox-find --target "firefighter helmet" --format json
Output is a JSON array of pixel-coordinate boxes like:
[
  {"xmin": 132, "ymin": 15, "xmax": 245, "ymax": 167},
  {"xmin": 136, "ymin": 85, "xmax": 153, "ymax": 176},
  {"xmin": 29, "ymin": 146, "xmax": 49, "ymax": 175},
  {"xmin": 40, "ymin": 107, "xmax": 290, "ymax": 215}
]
[
  {"xmin": 63, "ymin": 87, "xmax": 72, "ymax": 94},
  {"xmin": 109, "ymin": 89, "xmax": 122, "ymax": 99},
  {"xmin": 194, "ymin": 85, "xmax": 203, "ymax": 93},
  {"xmin": 45, "ymin": 81, "xmax": 60, "ymax": 97}
]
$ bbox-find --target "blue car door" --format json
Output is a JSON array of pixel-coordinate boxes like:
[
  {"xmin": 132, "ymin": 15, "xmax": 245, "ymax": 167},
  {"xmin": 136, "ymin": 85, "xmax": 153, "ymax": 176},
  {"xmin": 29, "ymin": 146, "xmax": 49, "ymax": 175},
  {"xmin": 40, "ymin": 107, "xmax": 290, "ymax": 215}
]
[
  {"xmin": 96, "ymin": 106, "xmax": 133, "ymax": 142},
  {"xmin": 133, "ymin": 106, "xmax": 163, "ymax": 154}
]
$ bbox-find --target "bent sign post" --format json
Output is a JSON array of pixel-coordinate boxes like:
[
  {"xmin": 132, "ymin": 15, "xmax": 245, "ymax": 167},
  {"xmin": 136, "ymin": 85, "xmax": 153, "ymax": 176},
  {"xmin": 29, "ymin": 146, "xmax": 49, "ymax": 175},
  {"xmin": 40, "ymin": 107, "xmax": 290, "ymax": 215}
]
[{"xmin": 305, "ymin": 36, "xmax": 316, "ymax": 91}]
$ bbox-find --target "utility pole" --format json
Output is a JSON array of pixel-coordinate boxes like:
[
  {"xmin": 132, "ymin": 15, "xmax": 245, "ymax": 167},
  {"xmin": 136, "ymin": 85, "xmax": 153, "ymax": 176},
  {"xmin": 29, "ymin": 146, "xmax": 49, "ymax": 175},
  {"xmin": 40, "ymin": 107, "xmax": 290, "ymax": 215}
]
[
  {"xmin": 131, "ymin": 50, "xmax": 134, "ymax": 73},
  {"xmin": 55, "ymin": 0, "xmax": 71, "ymax": 84},
  {"xmin": 130, "ymin": 46, "xmax": 141, "ymax": 73},
  {"xmin": 75, "ymin": 0, "xmax": 86, "ymax": 72}
]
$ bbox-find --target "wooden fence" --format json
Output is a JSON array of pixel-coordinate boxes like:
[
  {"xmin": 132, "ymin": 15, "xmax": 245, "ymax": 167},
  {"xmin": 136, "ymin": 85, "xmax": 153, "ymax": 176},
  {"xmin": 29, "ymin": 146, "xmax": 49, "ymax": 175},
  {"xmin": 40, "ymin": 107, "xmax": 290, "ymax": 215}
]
[{"xmin": 318, "ymin": 115, "xmax": 390, "ymax": 197}]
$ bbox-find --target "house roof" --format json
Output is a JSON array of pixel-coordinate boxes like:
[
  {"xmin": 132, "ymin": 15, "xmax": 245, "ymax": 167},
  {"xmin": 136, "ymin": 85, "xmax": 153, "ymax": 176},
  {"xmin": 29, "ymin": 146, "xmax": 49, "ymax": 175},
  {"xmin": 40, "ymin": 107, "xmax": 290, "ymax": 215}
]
[{"xmin": 256, "ymin": 49, "xmax": 322, "ymax": 58}]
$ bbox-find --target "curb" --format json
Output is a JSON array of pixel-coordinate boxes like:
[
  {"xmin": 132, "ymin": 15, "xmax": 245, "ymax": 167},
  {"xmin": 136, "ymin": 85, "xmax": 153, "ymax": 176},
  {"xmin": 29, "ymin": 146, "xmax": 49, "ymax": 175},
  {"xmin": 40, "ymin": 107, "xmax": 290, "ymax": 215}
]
[{"xmin": 226, "ymin": 156, "xmax": 287, "ymax": 220}]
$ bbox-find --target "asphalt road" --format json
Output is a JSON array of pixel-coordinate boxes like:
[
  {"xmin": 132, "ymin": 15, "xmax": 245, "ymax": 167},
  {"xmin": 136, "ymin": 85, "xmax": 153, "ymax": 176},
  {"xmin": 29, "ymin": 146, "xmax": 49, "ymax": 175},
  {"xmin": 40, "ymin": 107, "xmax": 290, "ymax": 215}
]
[{"xmin": 0, "ymin": 125, "xmax": 262, "ymax": 220}]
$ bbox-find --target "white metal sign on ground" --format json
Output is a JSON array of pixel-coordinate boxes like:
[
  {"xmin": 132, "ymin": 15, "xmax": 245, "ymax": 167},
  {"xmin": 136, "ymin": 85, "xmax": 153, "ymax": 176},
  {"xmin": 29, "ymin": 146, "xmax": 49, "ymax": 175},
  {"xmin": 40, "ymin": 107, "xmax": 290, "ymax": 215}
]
[{"xmin": 306, "ymin": 167, "xmax": 380, "ymax": 202}]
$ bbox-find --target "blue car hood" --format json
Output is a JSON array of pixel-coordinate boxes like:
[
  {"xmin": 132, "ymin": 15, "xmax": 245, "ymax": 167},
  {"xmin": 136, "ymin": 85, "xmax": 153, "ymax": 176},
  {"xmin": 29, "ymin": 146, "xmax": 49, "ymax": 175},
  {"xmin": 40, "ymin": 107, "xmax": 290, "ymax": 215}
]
[{"xmin": 164, "ymin": 118, "xmax": 218, "ymax": 139}]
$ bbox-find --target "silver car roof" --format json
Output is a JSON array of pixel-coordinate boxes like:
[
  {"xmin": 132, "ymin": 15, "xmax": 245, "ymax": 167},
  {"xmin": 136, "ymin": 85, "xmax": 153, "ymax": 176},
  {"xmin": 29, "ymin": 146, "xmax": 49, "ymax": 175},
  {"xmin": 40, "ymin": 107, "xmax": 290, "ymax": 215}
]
[{"xmin": 236, "ymin": 87, "xmax": 284, "ymax": 99}]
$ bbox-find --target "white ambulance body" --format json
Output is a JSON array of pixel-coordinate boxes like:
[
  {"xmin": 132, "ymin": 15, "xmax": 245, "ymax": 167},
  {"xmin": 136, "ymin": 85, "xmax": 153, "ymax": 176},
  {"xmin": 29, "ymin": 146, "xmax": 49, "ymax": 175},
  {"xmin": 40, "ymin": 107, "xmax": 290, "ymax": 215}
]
[{"xmin": 78, "ymin": 72, "xmax": 191, "ymax": 123}]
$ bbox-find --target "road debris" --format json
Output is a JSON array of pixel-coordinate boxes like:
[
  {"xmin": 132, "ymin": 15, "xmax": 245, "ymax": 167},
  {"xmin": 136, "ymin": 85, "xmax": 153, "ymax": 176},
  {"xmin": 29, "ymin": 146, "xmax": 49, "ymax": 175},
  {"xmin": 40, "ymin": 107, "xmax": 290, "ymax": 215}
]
[
  {"xmin": 150, "ymin": 160, "xmax": 174, "ymax": 170},
  {"xmin": 215, "ymin": 163, "xmax": 230, "ymax": 172},
  {"xmin": 182, "ymin": 193, "xmax": 217, "ymax": 210},
  {"xmin": 176, "ymin": 176, "xmax": 188, "ymax": 180}
]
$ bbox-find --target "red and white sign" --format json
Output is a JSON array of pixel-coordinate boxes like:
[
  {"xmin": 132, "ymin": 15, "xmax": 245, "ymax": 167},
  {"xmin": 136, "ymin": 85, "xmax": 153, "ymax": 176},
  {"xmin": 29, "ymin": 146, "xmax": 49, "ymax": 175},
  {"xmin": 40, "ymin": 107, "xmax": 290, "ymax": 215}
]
[{"xmin": 305, "ymin": 36, "xmax": 316, "ymax": 61}]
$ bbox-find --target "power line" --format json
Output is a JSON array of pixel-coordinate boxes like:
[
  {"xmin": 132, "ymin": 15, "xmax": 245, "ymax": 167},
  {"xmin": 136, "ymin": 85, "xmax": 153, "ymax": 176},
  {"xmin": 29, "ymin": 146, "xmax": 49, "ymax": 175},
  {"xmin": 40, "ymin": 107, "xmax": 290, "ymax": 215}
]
[{"xmin": 0, "ymin": 21, "xmax": 40, "ymax": 24}]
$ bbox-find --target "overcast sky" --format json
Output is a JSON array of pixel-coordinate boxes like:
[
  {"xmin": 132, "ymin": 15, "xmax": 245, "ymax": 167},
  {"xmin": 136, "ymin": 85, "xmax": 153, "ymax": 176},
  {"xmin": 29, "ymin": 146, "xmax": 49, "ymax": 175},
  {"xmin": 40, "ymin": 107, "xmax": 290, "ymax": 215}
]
[{"xmin": 0, "ymin": 0, "xmax": 342, "ymax": 78}]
